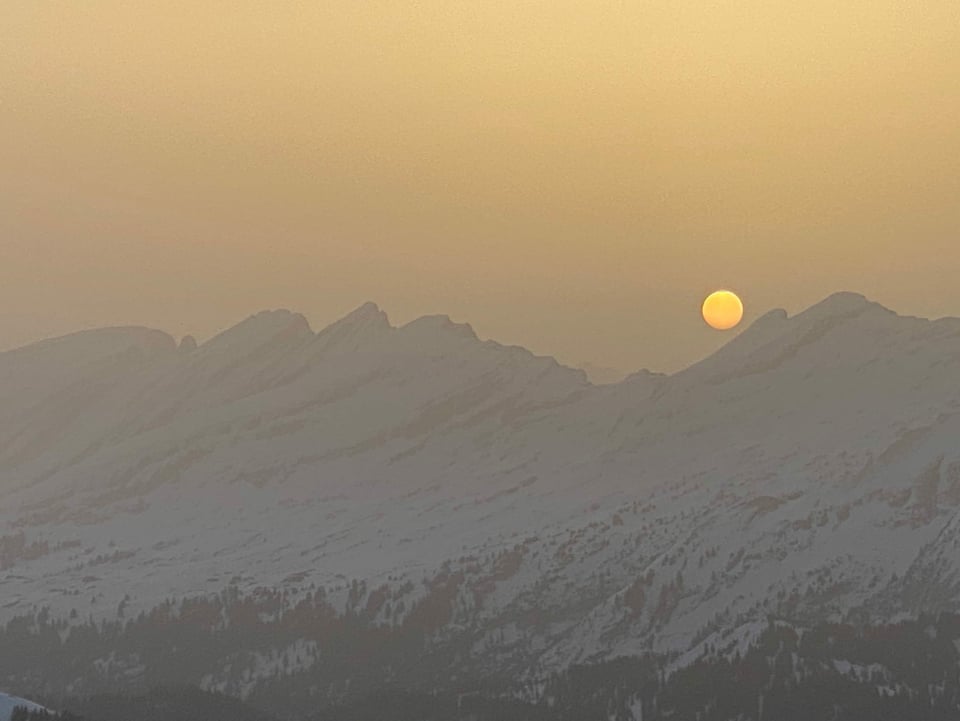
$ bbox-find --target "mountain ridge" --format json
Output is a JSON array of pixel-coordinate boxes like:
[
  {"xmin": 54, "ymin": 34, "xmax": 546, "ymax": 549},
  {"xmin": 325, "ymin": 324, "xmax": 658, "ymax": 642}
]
[
  {"xmin": 2, "ymin": 291, "xmax": 960, "ymax": 709},
  {"xmin": 0, "ymin": 291, "xmax": 932, "ymax": 386}
]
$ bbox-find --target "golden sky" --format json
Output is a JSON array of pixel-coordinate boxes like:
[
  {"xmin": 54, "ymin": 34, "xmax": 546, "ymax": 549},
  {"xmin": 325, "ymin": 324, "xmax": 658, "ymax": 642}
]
[{"xmin": 2, "ymin": 1, "xmax": 958, "ymax": 372}]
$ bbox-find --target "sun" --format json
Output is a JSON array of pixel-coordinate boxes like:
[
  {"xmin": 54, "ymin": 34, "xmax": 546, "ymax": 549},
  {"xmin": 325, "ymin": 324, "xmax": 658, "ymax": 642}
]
[{"xmin": 702, "ymin": 290, "xmax": 744, "ymax": 330}]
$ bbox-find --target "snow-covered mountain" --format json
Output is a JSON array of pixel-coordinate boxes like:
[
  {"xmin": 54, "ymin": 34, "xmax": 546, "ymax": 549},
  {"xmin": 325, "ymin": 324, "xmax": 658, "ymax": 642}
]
[
  {"xmin": 2, "ymin": 291, "xmax": 960, "ymax": 705},
  {"xmin": 0, "ymin": 692, "xmax": 47, "ymax": 721}
]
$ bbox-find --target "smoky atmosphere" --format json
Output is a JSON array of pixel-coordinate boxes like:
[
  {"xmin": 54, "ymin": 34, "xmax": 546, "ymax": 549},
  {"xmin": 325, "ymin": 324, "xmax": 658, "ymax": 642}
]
[{"xmin": 2, "ymin": 3, "xmax": 960, "ymax": 721}]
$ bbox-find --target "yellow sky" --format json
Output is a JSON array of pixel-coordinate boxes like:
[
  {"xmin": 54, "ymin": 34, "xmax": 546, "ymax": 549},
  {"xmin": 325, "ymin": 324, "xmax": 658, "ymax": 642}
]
[{"xmin": 2, "ymin": 1, "xmax": 959, "ymax": 372}]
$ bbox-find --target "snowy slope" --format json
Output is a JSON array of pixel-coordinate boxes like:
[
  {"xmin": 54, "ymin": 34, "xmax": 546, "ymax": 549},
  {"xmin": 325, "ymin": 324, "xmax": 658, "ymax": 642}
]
[
  {"xmin": 0, "ymin": 693, "xmax": 48, "ymax": 721},
  {"xmin": 2, "ymin": 292, "xmax": 960, "ymax": 694}
]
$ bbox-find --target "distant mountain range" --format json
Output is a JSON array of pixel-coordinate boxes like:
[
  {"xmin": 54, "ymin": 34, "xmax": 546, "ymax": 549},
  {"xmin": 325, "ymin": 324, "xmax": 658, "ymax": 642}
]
[{"xmin": 2, "ymin": 292, "xmax": 960, "ymax": 716}]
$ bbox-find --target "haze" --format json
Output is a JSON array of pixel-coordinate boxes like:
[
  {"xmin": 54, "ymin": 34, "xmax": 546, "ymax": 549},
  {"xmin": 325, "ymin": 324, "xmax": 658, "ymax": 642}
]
[{"xmin": 2, "ymin": 1, "xmax": 958, "ymax": 372}]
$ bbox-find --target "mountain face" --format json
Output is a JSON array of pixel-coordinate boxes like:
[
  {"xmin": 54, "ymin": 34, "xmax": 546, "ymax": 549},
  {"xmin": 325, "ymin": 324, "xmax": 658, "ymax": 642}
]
[{"xmin": 2, "ymin": 293, "xmax": 960, "ymax": 712}]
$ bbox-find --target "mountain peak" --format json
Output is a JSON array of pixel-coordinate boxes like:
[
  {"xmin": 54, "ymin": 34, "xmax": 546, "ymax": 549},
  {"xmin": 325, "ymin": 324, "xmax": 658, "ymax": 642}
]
[
  {"xmin": 798, "ymin": 291, "xmax": 891, "ymax": 322},
  {"xmin": 201, "ymin": 310, "xmax": 313, "ymax": 354},
  {"xmin": 1, "ymin": 326, "xmax": 177, "ymax": 366},
  {"xmin": 676, "ymin": 291, "xmax": 901, "ymax": 384},
  {"xmin": 399, "ymin": 314, "xmax": 477, "ymax": 341},
  {"xmin": 345, "ymin": 301, "xmax": 386, "ymax": 321},
  {"xmin": 314, "ymin": 301, "xmax": 392, "ymax": 350},
  {"xmin": 755, "ymin": 307, "xmax": 788, "ymax": 324},
  {"xmin": 324, "ymin": 301, "xmax": 390, "ymax": 330}
]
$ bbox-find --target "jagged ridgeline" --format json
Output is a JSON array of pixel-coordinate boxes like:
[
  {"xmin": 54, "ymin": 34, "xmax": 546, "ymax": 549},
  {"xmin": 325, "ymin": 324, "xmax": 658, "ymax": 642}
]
[{"xmin": 3, "ymin": 294, "xmax": 960, "ymax": 717}]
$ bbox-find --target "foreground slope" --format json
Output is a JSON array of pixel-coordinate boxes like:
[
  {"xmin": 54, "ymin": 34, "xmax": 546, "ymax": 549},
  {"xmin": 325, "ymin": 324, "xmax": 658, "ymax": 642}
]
[
  {"xmin": 2, "ymin": 293, "xmax": 960, "ymax": 707},
  {"xmin": 0, "ymin": 693, "xmax": 47, "ymax": 721}
]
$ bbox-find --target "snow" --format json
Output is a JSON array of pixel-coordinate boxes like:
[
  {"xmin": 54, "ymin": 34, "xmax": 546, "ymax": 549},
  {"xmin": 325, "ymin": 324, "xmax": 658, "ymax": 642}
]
[
  {"xmin": 0, "ymin": 693, "xmax": 48, "ymax": 721},
  {"xmin": 1, "ymin": 292, "xmax": 960, "ymax": 687}
]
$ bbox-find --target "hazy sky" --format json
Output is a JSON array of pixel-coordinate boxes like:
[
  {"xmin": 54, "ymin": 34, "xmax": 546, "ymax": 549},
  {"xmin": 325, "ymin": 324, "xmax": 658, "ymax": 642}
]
[{"xmin": 2, "ymin": 1, "xmax": 958, "ymax": 372}]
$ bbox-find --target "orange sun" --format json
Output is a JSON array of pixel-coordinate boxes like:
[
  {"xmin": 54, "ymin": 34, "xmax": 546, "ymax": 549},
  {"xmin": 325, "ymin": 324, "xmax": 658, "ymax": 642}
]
[{"xmin": 702, "ymin": 290, "xmax": 744, "ymax": 330}]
